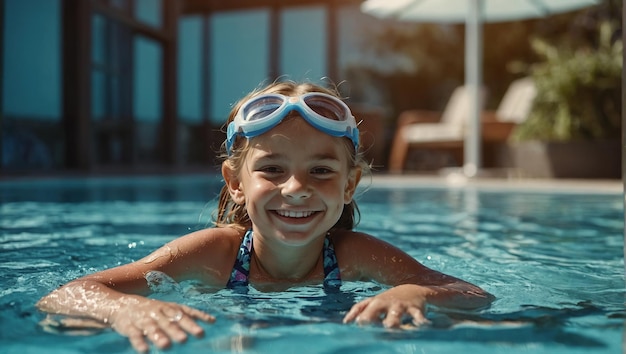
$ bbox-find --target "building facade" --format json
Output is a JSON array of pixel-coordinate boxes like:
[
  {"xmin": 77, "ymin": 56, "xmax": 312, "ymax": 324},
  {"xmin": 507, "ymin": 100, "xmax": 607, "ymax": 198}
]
[{"xmin": 1, "ymin": 0, "xmax": 385, "ymax": 173}]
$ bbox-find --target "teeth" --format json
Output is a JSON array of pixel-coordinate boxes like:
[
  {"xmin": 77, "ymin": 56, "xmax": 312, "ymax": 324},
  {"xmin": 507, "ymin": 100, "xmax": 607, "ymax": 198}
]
[{"xmin": 276, "ymin": 210, "xmax": 314, "ymax": 218}]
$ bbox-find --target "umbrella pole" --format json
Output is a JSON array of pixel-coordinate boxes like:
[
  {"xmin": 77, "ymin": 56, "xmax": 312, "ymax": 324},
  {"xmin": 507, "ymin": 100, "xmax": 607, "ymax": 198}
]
[{"xmin": 463, "ymin": 0, "xmax": 483, "ymax": 177}]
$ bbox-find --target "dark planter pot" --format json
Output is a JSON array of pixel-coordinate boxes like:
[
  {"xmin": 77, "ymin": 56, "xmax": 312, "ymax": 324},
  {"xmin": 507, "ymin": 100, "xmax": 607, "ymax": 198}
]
[{"xmin": 504, "ymin": 140, "xmax": 621, "ymax": 179}]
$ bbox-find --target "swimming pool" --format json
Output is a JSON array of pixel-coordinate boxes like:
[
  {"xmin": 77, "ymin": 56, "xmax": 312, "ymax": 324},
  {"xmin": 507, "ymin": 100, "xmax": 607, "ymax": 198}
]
[{"xmin": 1, "ymin": 175, "xmax": 623, "ymax": 353}]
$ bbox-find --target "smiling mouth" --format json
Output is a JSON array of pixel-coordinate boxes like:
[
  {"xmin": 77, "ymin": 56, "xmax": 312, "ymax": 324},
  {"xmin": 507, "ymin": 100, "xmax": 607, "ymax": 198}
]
[{"xmin": 274, "ymin": 210, "xmax": 317, "ymax": 218}]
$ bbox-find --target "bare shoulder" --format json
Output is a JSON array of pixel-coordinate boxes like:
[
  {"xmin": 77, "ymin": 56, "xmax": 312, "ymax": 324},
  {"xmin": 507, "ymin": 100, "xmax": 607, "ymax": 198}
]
[
  {"xmin": 330, "ymin": 230, "xmax": 432, "ymax": 284},
  {"xmin": 135, "ymin": 226, "xmax": 245, "ymax": 285},
  {"xmin": 76, "ymin": 227, "xmax": 245, "ymax": 292},
  {"xmin": 331, "ymin": 230, "xmax": 408, "ymax": 257},
  {"xmin": 167, "ymin": 226, "xmax": 244, "ymax": 251}
]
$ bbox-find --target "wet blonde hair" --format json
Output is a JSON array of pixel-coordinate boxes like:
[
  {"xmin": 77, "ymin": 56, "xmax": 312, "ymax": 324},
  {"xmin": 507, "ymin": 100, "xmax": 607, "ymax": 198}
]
[{"xmin": 214, "ymin": 80, "xmax": 369, "ymax": 231}]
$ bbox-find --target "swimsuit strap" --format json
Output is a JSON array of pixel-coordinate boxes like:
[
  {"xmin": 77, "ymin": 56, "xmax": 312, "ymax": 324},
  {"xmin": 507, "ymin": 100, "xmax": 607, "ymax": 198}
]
[
  {"xmin": 226, "ymin": 230, "xmax": 342, "ymax": 289},
  {"xmin": 322, "ymin": 236, "xmax": 342, "ymax": 290},
  {"xmin": 227, "ymin": 229, "xmax": 253, "ymax": 288}
]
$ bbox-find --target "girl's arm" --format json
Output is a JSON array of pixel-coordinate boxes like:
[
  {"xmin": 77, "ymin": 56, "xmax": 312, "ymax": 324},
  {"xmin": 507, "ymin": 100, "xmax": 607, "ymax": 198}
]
[
  {"xmin": 36, "ymin": 227, "xmax": 241, "ymax": 353},
  {"xmin": 37, "ymin": 278, "xmax": 214, "ymax": 353},
  {"xmin": 335, "ymin": 231, "xmax": 494, "ymax": 327}
]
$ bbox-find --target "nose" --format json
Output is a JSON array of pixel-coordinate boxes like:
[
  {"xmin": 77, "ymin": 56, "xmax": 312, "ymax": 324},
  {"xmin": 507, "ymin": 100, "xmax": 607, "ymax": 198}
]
[{"xmin": 281, "ymin": 173, "xmax": 311, "ymax": 200}]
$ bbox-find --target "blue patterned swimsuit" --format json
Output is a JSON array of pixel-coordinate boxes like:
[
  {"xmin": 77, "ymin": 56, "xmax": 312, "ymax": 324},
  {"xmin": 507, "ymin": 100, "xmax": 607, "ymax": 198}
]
[{"xmin": 227, "ymin": 230, "xmax": 342, "ymax": 290}]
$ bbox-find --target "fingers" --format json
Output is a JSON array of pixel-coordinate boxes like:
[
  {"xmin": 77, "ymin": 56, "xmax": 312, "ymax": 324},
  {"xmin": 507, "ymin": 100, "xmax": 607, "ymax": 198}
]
[
  {"xmin": 112, "ymin": 303, "xmax": 215, "ymax": 353},
  {"xmin": 344, "ymin": 298, "xmax": 393, "ymax": 326},
  {"xmin": 343, "ymin": 299, "xmax": 429, "ymax": 329},
  {"xmin": 174, "ymin": 312, "xmax": 205, "ymax": 339},
  {"xmin": 166, "ymin": 304, "xmax": 215, "ymax": 339},
  {"xmin": 342, "ymin": 298, "xmax": 371, "ymax": 324},
  {"xmin": 143, "ymin": 322, "xmax": 174, "ymax": 350},
  {"xmin": 158, "ymin": 318, "xmax": 189, "ymax": 344},
  {"xmin": 148, "ymin": 305, "xmax": 211, "ymax": 344},
  {"xmin": 126, "ymin": 326, "xmax": 150, "ymax": 354},
  {"xmin": 407, "ymin": 306, "xmax": 429, "ymax": 326},
  {"xmin": 125, "ymin": 315, "xmax": 198, "ymax": 352},
  {"xmin": 180, "ymin": 304, "xmax": 216, "ymax": 324},
  {"xmin": 343, "ymin": 298, "xmax": 387, "ymax": 326},
  {"xmin": 381, "ymin": 305, "xmax": 403, "ymax": 328},
  {"xmin": 118, "ymin": 317, "xmax": 175, "ymax": 353}
]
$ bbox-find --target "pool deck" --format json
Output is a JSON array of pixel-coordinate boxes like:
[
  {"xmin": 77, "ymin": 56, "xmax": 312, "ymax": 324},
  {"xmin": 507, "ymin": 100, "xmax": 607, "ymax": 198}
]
[
  {"xmin": 1, "ymin": 167, "xmax": 622, "ymax": 195},
  {"xmin": 368, "ymin": 173, "xmax": 623, "ymax": 195}
]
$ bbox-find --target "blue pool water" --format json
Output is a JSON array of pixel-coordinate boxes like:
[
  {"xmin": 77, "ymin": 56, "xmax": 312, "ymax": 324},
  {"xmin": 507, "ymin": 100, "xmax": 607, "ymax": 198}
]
[{"xmin": 0, "ymin": 175, "xmax": 624, "ymax": 353}]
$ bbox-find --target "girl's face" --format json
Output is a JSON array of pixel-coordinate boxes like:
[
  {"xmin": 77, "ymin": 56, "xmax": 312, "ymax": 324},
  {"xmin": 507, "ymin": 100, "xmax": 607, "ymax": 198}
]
[{"xmin": 225, "ymin": 116, "xmax": 360, "ymax": 246}]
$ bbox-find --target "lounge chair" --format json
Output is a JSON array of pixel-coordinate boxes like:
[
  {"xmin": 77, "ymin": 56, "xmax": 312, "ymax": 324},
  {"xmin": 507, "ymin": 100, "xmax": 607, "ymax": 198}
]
[
  {"xmin": 483, "ymin": 77, "xmax": 536, "ymax": 124},
  {"xmin": 387, "ymin": 77, "xmax": 536, "ymax": 173},
  {"xmin": 387, "ymin": 85, "xmax": 485, "ymax": 173},
  {"xmin": 480, "ymin": 77, "xmax": 537, "ymax": 143}
]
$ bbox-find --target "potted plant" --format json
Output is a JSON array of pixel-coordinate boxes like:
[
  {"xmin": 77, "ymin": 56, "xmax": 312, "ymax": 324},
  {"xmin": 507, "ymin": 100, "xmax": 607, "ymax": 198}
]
[{"xmin": 507, "ymin": 21, "xmax": 622, "ymax": 178}]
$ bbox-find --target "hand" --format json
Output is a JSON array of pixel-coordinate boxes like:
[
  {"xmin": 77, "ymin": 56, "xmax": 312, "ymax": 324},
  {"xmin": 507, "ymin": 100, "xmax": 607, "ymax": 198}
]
[
  {"xmin": 109, "ymin": 296, "xmax": 215, "ymax": 353},
  {"xmin": 342, "ymin": 284, "xmax": 430, "ymax": 328}
]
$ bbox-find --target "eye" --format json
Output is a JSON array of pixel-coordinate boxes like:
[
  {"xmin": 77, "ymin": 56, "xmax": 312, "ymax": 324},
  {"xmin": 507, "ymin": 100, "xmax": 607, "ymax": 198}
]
[
  {"xmin": 259, "ymin": 165, "xmax": 283, "ymax": 174},
  {"xmin": 311, "ymin": 166, "xmax": 334, "ymax": 175}
]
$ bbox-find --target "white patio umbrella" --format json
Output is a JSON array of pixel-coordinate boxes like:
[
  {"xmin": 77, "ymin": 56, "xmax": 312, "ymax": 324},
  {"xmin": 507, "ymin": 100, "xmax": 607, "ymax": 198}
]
[{"xmin": 361, "ymin": 0, "xmax": 600, "ymax": 177}]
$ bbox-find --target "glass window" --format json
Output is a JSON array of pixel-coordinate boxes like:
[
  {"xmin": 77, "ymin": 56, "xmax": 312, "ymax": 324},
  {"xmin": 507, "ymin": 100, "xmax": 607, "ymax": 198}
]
[
  {"xmin": 92, "ymin": 14, "xmax": 106, "ymax": 65},
  {"xmin": 178, "ymin": 16, "xmax": 203, "ymax": 123},
  {"xmin": 91, "ymin": 71, "xmax": 105, "ymax": 120},
  {"xmin": 133, "ymin": 36, "xmax": 162, "ymax": 122},
  {"xmin": 210, "ymin": 10, "xmax": 270, "ymax": 125},
  {"xmin": 2, "ymin": 0, "xmax": 61, "ymax": 119},
  {"xmin": 91, "ymin": 15, "xmax": 129, "ymax": 121},
  {"xmin": 135, "ymin": 0, "xmax": 162, "ymax": 28},
  {"xmin": 133, "ymin": 36, "xmax": 162, "ymax": 162},
  {"xmin": 280, "ymin": 6, "xmax": 327, "ymax": 83}
]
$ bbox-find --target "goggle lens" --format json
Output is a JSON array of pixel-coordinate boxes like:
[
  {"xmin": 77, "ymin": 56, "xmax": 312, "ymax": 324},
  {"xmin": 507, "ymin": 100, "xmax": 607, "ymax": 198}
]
[
  {"xmin": 242, "ymin": 96, "xmax": 284, "ymax": 122},
  {"xmin": 303, "ymin": 95, "xmax": 347, "ymax": 122}
]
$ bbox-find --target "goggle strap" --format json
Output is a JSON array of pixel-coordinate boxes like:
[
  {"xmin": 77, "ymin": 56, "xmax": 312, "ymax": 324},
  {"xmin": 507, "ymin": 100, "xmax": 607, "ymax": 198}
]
[
  {"xmin": 226, "ymin": 123, "xmax": 236, "ymax": 155},
  {"xmin": 227, "ymin": 93, "xmax": 360, "ymax": 155}
]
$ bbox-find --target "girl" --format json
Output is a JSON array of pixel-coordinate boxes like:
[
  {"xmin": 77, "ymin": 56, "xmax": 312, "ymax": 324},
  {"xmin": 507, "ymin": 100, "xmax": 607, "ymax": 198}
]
[{"xmin": 37, "ymin": 81, "xmax": 494, "ymax": 353}]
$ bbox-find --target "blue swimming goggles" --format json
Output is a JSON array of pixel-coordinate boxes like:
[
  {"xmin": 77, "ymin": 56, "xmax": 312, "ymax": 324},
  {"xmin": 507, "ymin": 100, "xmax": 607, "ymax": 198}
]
[{"xmin": 226, "ymin": 92, "xmax": 359, "ymax": 155}]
